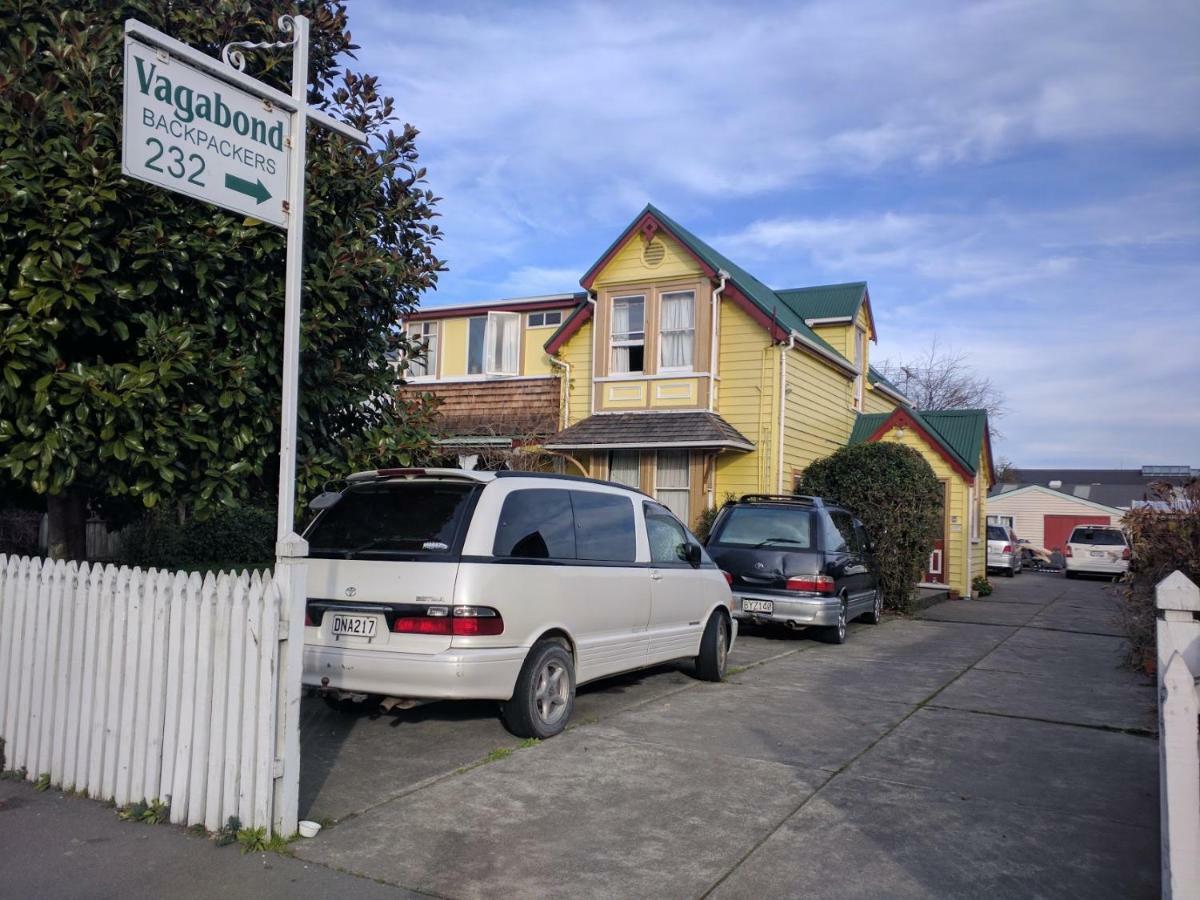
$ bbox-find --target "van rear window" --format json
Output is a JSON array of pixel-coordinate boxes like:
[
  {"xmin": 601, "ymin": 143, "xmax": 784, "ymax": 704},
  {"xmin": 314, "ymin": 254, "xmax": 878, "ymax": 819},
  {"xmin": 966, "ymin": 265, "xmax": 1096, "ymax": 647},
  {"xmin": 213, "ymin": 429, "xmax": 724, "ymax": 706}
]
[
  {"xmin": 306, "ymin": 481, "xmax": 479, "ymax": 559},
  {"xmin": 1069, "ymin": 528, "xmax": 1126, "ymax": 546},
  {"xmin": 709, "ymin": 507, "xmax": 815, "ymax": 549}
]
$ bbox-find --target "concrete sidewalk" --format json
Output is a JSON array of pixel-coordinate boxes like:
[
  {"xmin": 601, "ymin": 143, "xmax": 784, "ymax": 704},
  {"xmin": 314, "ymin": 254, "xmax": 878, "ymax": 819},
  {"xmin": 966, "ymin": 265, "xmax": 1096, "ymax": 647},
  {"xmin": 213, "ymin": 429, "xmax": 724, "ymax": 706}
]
[
  {"xmin": 293, "ymin": 573, "xmax": 1158, "ymax": 899},
  {"xmin": 2, "ymin": 573, "xmax": 1159, "ymax": 898},
  {"xmin": 0, "ymin": 780, "xmax": 415, "ymax": 899}
]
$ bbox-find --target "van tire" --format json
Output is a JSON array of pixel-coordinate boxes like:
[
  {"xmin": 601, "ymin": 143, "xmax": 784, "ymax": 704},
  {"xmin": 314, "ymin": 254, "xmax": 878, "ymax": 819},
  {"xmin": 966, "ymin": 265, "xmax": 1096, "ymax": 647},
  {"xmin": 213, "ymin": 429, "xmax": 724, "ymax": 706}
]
[
  {"xmin": 694, "ymin": 611, "xmax": 729, "ymax": 682},
  {"xmin": 501, "ymin": 639, "xmax": 575, "ymax": 739}
]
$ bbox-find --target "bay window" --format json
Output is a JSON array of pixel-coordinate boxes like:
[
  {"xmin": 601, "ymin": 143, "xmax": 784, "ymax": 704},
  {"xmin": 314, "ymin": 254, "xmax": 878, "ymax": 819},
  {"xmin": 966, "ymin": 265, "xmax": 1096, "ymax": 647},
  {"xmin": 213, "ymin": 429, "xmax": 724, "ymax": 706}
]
[
  {"xmin": 659, "ymin": 290, "xmax": 695, "ymax": 370},
  {"xmin": 608, "ymin": 451, "xmax": 641, "ymax": 489},
  {"xmin": 611, "ymin": 295, "xmax": 645, "ymax": 374},
  {"xmin": 655, "ymin": 451, "xmax": 691, "ymax": 525}
]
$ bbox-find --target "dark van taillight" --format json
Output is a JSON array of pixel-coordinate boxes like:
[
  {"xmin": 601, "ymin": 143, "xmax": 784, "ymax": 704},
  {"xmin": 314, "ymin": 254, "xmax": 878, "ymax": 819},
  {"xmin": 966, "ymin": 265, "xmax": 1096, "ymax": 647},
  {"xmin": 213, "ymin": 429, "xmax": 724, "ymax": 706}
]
[
  {"xmin": 393, "ymin": 606, "xmax": 503, "ymax": 636},
  {"xmin": 785, "ymin": 575, "xmax": 835, "ymax": 594},
  {"xmin": 723, "ymin": 571, "xmax": 734, "ymax": 586}
]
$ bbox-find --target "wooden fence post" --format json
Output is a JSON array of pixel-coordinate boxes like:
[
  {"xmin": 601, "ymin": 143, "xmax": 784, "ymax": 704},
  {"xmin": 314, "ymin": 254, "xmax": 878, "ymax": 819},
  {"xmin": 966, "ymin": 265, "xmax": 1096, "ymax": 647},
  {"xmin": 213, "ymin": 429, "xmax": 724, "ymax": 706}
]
[
  {"xmin": 272, "ymin": 532, "xmax": 308, "ymax": 837},
  {"xmin": 1157, "ymin": 571, "xmax": 1200, "ymax": 900}
]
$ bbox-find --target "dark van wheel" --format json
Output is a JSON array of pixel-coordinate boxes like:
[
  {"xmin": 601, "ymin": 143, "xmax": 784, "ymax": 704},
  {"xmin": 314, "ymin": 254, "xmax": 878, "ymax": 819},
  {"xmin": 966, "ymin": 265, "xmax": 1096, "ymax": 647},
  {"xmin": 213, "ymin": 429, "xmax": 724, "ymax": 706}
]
[
  {"xmin": 821, "ymin": 598, "xmax": 849, "ymax": 644},
  {"xmin": 694, "ymin": 611, "xmax": 729, "ymax": 682},
  {"xmin": 501, "ymin": 639, "xmax": 575, "ymax": 739}
]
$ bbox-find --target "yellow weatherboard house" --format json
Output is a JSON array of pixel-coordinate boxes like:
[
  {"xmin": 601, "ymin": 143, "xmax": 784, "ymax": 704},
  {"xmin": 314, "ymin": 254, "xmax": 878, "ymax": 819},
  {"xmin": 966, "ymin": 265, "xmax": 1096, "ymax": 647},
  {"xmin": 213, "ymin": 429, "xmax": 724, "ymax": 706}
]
[{"xmin": 406, "ymin": 205, "xmax": 993, "ymax": 596}]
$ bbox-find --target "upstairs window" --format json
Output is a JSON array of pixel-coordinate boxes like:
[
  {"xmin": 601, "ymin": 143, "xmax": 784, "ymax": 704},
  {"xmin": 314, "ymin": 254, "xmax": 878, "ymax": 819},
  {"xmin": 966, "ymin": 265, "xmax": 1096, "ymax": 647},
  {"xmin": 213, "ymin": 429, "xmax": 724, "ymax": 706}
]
[
  {"xmin": 486, "ymin": 311, "xmax": 520, "ymax": 376},
  {"xmin": 611, "ymin": 295, "xmax": 645, "ymax": 374},
  {"xmin": 659, "ymin": 290, "xmax": 695, "ymax": 370},
  {"xmin": 467, "ymin": 317, "xmax": 486, "ymax": 374},
  {"xmin": 528, "ymin": 310, "xmax": 563, "ymax": 327},
  {"xmin": 467, "ymin": 313, "xmax": 520, "ymax": 376},
  {"xmin": 407, "ymin": 321, "xmax": 438, "ymax": 378}
]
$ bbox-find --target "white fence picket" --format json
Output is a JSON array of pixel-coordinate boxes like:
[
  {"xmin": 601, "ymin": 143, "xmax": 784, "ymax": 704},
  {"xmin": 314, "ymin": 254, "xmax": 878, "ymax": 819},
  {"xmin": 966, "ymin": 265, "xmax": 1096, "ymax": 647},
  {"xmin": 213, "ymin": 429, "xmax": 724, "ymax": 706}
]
[
  {"xmin": 0, "ymin": 555, "xmax": 299, "ymax": 834},
  {"xmin": 143, "ymin": 569, "xmax": 172, "ymax": 803},
  {"xmin": 188, "ymin": 572, "xmax": 216, "ymax": 828}
]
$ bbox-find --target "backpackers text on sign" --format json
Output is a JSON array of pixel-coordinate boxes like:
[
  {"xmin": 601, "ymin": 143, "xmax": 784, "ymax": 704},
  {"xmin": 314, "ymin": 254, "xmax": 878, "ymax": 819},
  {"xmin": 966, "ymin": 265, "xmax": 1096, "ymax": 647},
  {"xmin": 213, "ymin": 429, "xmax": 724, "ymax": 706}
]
[{"xmin": 122, "ymin": 37, "xmax": 291, "ymax": 227}]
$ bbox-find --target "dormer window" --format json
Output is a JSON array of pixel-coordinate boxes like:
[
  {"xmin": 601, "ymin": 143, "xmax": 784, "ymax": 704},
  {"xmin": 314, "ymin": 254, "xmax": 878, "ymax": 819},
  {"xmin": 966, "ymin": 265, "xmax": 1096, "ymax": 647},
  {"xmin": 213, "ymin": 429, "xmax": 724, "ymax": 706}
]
[
  {"xmin": 611, "ymin": 295, "xmax": 645, "ymax": 374},
  {"xmin": 659, "ymin": 290, "xmax": 695, "ymax": 371}
]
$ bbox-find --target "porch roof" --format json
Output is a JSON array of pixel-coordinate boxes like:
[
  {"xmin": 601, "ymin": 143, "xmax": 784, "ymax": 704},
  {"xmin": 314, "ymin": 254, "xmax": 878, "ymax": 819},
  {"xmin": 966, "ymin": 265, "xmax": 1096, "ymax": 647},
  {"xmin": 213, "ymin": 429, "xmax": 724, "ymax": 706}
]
[{"xmin": 543, "ymin": 411, "xmax": 754, "ymax": 451}]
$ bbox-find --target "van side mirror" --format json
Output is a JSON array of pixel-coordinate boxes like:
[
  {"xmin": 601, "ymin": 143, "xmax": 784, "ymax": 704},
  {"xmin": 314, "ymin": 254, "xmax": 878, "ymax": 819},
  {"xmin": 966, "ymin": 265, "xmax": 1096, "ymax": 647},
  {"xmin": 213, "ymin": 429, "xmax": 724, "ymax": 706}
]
[
  {"xmin": 683, "ymin": 542, "xmax": 702, "ymax": 568},
  {"xmin": 308, "ymin": 491, "xmax": 343, "ymax": 512}
]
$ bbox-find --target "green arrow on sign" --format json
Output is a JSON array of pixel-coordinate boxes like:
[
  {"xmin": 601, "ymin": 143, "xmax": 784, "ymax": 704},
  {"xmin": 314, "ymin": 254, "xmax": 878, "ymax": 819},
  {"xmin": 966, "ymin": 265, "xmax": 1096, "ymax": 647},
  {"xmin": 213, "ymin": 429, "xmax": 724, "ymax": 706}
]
[{"xmin": 224, "ymin": 173, "xmax": 271, "ymax": 204}]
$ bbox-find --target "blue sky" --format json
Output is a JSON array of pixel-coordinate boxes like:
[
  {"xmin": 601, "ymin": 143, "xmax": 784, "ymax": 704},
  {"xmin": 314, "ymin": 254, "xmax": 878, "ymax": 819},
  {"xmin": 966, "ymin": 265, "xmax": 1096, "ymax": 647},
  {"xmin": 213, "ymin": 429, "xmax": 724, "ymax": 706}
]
[{"xmin": 350, "ymin": 0, "xmax": 1200, "ymax": 468}]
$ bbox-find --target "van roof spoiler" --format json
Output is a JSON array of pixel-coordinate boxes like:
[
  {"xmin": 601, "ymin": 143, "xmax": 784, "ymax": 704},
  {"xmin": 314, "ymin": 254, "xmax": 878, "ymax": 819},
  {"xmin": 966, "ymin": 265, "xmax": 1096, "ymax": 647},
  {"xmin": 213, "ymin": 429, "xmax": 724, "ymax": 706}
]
[{"xmin": 738, "ymin": 494, "xmax": 825, "ymax": 508}]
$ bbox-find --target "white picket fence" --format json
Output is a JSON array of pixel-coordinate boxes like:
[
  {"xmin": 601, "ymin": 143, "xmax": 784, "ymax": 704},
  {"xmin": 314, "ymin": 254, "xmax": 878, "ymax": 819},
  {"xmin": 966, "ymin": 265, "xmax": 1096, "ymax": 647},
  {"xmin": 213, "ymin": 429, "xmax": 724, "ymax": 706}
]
[
  {"xmin": 0, "ymin": 554, "xmax": 301, "ymax": 835},
  {"xmin": 1157, "ymin": 571, "xmax": 1200, "ymax": 900}
]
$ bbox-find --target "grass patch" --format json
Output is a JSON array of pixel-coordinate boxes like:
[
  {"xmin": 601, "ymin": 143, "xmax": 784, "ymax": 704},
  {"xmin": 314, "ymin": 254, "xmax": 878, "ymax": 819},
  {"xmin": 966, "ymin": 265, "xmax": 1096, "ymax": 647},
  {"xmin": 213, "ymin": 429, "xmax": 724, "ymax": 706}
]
[
  {"xmin": 237, "ymin": 826, "xmax": 269, "ymax": 855},
  {"xmin": 117, "ymin": 798, "xmax": 170, "ymax": 824},
  {"xmin": 485, "ymin": 747, "xmax": 514, "ymax": 763}
]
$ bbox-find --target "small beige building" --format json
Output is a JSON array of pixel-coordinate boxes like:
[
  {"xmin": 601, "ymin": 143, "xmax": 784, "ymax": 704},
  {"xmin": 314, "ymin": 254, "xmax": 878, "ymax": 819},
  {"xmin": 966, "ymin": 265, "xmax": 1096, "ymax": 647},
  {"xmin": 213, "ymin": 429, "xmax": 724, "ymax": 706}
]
[{"xmin": 987, "ymin": 484, "xmax": 1124, "ymax": 552}]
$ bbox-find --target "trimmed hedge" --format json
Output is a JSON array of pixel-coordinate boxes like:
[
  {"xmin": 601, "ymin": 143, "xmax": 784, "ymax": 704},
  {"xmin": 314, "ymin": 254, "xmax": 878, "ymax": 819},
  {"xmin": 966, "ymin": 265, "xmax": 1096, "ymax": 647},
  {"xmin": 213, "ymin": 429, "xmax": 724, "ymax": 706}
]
[
  {"xmin": 121, "ymin": 505, "xmax": 276, "ymax": 570},
  {"xmin": 798, "ymin": 442, "xmax": 943, "ymax": 610}
]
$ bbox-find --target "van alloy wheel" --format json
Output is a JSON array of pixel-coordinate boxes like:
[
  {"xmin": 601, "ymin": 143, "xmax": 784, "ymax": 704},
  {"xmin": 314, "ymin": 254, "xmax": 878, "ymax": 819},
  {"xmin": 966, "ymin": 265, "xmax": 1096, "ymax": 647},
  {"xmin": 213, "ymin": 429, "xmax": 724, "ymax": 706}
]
[
  {"xmin": 716, "ymin": 616, "xmax": 728, "ymax": 672},
  {"xmin": 535, "ymin": 659, "xmax": 570, "ymax": 726},
  {"xmin": 837, "ymin": 601, "xmax": 847, "ymax": 641},
  {"xmin": 866, "ymin": 590, "xmax": 882, "ymax": 625}
]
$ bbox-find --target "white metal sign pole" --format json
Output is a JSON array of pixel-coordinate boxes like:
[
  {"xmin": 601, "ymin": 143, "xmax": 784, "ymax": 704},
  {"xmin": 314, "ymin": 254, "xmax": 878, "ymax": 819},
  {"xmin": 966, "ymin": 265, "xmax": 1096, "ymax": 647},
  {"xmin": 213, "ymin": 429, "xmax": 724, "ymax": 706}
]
[{"xmin": 269, "ymin": 15, "xmax": 309, "ymax": 839}]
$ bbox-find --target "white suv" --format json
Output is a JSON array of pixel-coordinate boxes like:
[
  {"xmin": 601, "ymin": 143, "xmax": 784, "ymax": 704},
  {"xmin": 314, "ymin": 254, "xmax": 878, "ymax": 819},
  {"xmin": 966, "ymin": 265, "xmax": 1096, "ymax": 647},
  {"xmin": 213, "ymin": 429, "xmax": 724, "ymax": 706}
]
[
  {"xmin": 1063, "ymin": 525, "xmax": 1130, "ymax": 578},
  {"xmin": 301, "ymin": 468, "xmax": 735, "ymax": 738}
]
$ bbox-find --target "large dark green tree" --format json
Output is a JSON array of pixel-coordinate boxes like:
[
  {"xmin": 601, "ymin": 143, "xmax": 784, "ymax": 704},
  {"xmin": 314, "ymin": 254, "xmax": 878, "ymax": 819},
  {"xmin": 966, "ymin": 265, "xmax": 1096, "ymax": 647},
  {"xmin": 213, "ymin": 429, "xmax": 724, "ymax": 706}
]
[{"xmin": 0, "ymin": 1, "xmax": 442, "ymax": 558}]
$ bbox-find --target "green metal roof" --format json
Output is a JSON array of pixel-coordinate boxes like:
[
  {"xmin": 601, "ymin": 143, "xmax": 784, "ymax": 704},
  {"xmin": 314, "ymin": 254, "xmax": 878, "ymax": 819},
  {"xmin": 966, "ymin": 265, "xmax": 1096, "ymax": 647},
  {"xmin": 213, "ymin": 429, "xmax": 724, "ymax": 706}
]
[
  {"xmin": 867, "ymin": 366, "xmax": 903, "ymax": 393},
  {"xmin": 641, "ymin": 205, "xmax": 846, "ymax": 360},
  {"xmin": 775, "ymin": 282, "xmax": 867, "ymax": 322},
  {"xmin": 848, "ymin": 408, "xmax": 989, "ymax": 476},
  {"xmin": 918, "ymin": 409, "xmax": 989, "ymax": 474}
]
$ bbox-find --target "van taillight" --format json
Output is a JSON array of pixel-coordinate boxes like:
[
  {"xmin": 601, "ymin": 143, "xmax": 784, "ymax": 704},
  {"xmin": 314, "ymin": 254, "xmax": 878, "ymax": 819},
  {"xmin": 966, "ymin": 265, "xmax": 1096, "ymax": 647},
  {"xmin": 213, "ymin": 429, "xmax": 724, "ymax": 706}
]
[
  {"xmin": 1064, "ymin": 545, "xmax": 1072, "ymax": 557},
  {"xmin": 1122, "ymin": 547, "xmax": 1131, "ymax": 561},
  {"xmin": 304, "ymin": 612, "xmax": 313, "ymax": 627},
  {"xmin": 1002, "ymin": 545, "xmax": 1012, "ymax": 554},
  {"xmin": 785, "ymin": 575, "xmax": 835, "ymax": 594},
  {"xmin": 393, "ymin": 606, "xmax": 503, "ymax": 636},
  {"xmin": 723, "ymin": 571, "xmax": 734, "ymax": 586}
]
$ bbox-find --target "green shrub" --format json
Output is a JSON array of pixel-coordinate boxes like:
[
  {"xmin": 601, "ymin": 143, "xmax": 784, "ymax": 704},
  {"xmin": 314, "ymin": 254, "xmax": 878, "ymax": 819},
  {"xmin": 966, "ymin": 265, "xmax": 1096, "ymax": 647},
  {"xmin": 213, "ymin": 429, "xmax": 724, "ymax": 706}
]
[
  {"xmin": 694, "ymin": 493, "xmax": 735, "ymax": 543},
  {"xmin": 121, "ymin": 505, "xmax": 275, "ymax": 570},
  {"xmin": 1120, "ymin": 479, "xmax": 1199, "ymax": 670},
  {"xmin": 971, "ymin": 575, "xmax": 993, "ymax": 597},
  {"xmin": 797, "ymin": 442, "xmax": 943, "ymax": 611}
]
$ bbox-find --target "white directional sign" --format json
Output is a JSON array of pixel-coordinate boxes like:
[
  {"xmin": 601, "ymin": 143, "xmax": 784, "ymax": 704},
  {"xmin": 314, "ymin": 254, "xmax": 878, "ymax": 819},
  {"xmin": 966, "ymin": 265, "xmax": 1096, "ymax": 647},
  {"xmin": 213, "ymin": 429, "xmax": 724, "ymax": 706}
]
[{"xmin": 122, "ymin": 37, "xmax": 291, "ymax": 227}]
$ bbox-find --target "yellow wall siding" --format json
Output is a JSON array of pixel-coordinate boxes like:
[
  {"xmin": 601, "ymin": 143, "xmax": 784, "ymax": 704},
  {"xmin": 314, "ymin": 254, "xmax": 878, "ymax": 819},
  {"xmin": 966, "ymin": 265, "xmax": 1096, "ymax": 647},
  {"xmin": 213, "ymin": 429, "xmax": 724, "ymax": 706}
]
[
  {"xmin": 781, "ymin": 350, "xmax": 857, "ymax": 489},
  {"xmin": 713, "ymin": 300, "xmax": 774, "ymax": 499},
  {"xmin": 559, "ymin": 319, "xmax": 593, "ymax": 427},
  {"xmin": 592, "ymin": 231, "xmax": 702, "ymax": 287},
  {"xmin": 870, "ymin": 425, "xmax": 974, "ymax": 596},
  {"xmin": 523, "ymin": 326, "xmax": 558, "ymax": 376},
  {"xmin": 440, "ymin": 317, "xmax": 470, "ymax": 377},
  {"xmin": 862, "ymin": 384, "xmax": 899, "ymax": 415},
  {"xmin": 812, "ymin": 324, "xmax": 850, "ymax": 358}
]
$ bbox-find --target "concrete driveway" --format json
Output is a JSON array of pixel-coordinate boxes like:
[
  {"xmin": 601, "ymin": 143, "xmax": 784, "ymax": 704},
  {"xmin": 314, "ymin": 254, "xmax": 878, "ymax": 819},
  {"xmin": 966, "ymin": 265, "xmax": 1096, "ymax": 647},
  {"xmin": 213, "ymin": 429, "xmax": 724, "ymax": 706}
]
[{"xmin": 295, "ymin": 574, "xmax": 1159, "ymax": 899}]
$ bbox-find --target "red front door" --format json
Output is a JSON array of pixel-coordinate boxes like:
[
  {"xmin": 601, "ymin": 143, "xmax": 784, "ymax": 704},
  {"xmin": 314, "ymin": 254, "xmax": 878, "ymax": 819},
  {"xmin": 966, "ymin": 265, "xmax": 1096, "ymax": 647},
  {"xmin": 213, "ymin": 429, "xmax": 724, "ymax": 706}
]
[
  {"xmin": 923, "ymin": 481, "xmax": 949, "ymax": 583},
  {"xmin": 1044, "ymin": 514, "xmax": 1110, "ymax": 553}
]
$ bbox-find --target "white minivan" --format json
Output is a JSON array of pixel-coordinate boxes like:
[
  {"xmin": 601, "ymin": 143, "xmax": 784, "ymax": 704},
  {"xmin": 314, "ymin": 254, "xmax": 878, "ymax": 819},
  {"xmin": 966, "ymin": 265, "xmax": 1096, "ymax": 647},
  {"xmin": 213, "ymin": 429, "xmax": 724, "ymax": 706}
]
[{"xmin": 301, "ymin": 468, "xmax": 736, "ymax": 738}]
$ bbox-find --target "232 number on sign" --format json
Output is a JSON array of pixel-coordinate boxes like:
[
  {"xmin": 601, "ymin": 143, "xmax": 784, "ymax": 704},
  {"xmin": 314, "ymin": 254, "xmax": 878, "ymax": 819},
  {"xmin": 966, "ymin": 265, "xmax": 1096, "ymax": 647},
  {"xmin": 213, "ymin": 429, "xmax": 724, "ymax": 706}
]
[{"xmin": 144, "ymin": 138, "xmax": 205, "ymax": 186}]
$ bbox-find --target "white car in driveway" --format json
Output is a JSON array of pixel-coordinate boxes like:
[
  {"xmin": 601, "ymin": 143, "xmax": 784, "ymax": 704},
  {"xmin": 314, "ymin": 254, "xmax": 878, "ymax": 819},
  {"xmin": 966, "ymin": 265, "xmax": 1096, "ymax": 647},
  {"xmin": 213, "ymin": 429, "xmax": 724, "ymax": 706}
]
[
  {"xmin": 986, "ymin": 524, "xmax": 1023, "ymax": 577},
  {"xmin": 301, "ymin": 468, "xmax": 735, "ymax": 738},
  {"xmin": 1063, "ymin": 525, "xmax": 1130, "ymax": 578}
]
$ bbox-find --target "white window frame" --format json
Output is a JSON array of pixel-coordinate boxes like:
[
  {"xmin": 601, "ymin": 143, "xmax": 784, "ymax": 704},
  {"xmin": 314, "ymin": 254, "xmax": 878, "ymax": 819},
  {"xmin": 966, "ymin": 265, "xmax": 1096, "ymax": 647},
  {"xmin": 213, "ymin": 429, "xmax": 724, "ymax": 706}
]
[
  {"xmin": 658, "ymin": 289, "xmax": 696, "ymax": 373},
  {"xmin": 485, "ymin": 311, "xmax": 521, "ymax": 376},
  {"xmin": 406, "ymin": 320, "xmax": 438, "ymax": 380},
  {"xmin": 852, "ymin": 325, "xmax": 866, "ymax": 410},
  {"xmin": 654, "ymin": 450, "xmax": 691, "ymax": 526},
  {"xmin": 610, "ymin": 294, "xmax": 646, "ymax": 375},
  {"xmin": 970, "ymin": 478, "xmax": 980, "ymax": 542}
]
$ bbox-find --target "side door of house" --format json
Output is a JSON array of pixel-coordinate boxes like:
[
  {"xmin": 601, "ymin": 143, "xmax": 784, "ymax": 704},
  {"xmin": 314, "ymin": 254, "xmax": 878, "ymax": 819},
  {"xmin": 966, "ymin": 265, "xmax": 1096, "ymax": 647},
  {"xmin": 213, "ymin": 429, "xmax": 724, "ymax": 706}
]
[
  {"xmin": 643, "ymin": 501, "xmax": 708, "ymax": 663},
  {"xmin": 924, "ymin": 481, "xmax": 949, "ymax": 584}
]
